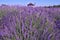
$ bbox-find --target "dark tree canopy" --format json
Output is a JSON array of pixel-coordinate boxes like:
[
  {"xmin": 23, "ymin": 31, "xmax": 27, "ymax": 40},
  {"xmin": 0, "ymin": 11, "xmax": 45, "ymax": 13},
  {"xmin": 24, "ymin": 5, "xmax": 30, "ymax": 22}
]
[{"xmin": 27, "ymin": 3, "xmax": 35, "ymax": 6}]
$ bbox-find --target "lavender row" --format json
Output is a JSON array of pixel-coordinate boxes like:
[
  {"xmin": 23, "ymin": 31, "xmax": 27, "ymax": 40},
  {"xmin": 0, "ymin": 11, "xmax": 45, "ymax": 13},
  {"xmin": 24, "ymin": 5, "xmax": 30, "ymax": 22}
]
[{"xmin": 0, "ymin": 6, "xmax": 60, "ymax": 40}]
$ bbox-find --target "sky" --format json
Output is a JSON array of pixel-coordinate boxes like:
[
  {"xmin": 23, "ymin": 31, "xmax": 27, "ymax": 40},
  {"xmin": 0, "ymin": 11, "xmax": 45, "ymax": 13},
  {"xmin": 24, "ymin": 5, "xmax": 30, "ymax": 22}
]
[{"xmin": 0, "ymin": 0, "xmax": 60, "ymax": 6}]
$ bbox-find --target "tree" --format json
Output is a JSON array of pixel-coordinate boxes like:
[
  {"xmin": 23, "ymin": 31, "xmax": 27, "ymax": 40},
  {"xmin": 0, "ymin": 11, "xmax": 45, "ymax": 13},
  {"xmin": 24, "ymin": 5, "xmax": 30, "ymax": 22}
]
[{"xmin": 27, "ymin": 3, "xmax": 35, "ymax": 6}]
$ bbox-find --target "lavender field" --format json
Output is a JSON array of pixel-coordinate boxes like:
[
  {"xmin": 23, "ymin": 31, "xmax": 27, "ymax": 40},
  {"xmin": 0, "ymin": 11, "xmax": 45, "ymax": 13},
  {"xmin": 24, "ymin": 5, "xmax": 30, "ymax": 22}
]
[{"xmin": 0, "ymin": 5, "xmax": 60, "ymax": 40}]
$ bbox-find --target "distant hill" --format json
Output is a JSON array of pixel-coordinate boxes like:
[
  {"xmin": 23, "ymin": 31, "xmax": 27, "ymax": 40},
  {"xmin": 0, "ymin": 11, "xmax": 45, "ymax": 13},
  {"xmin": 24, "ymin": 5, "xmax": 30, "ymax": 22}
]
[
  {"xmin": 0, "ymin": 4, "xmax": 60, "ymax": 8},
  {"xmin": 44, "ymin": 5, "xmax": 60, "ymax": 8}
]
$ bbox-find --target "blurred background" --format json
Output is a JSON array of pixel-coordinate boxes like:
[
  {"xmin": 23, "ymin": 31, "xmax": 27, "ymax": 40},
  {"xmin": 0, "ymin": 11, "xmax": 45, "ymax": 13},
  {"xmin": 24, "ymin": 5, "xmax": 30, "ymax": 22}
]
[{"xmin": 0, "ymin": 0, "xmax": 60, "ymax": 6}]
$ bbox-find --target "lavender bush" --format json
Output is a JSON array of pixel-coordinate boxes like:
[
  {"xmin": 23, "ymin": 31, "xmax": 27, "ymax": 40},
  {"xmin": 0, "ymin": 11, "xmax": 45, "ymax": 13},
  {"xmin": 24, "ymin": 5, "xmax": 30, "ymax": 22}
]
[{"xmin": 0, "ymin": 5, "xmax": 60, "ymax": 40}]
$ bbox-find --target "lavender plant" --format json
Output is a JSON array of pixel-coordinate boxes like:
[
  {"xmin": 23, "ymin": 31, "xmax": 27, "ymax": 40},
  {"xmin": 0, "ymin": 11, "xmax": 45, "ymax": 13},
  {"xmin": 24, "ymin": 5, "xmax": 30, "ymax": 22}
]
[{"xmin": 0, "ymin": 5, "xmax": 60, "ymax": 40}]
